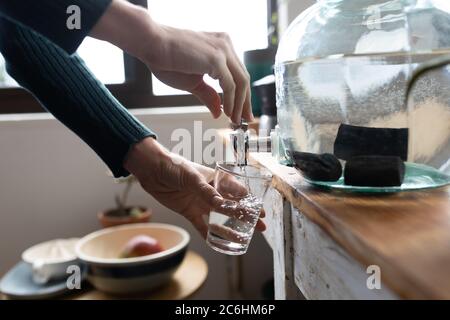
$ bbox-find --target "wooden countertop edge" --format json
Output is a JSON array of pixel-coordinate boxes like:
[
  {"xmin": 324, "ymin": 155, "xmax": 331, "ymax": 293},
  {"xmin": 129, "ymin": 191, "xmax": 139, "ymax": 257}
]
[
  {"xmin": 271, "ymin": 174, "xmax": 438, "ymax": 299},
  {"xmin": 252, "ymin": 152, "xmax": 449, "ymax": 299}
]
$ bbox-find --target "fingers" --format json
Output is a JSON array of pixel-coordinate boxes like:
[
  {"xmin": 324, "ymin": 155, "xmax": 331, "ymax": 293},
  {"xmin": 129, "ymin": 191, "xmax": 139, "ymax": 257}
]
[
  {"xmin": 215, "ymin": 174, "xmax": 248, "ymax": 199},
  {"xmin": 195, "ymin": 216, "xmax": 264, "ymax": 239},
  {"xmin": 198, "ymin": 181, "xmax": 224, "ymax": 208},
  {"xmin": 185, "ymin": 166, "xmax": 224, "ymax": 208},
  {"xmin": 193, "ymin": 216, "xmax": 209, "ymax": 239},
  {"xmin": 255, "ymin": 219, "xmax": 266, "ymax": 232},
  {"xmin": 224, "ymin": 38, "xmax": 254, "ymax": 123},
  {"xmin": 191, "ymin": 79, "xmax": 222, "ymax": 119},
  {"xmin": 225, "ymin": 51, "xmax": 247, "ymax": 124},
  {"xmin": 208, "ymin": 223, "xmax": 246, "ymax": 244},
  {"xmin": 214, "ymin": 200, "xmax": 261, "ymax": 223},
  {"xmin": 155, "ymin": 29, "xmax": 253, "ymax": 122},
  {"xmin": 260, "ymin": 208, "xmax": 266, "ymax": 218},
  {"xmin": 211, "ymin": 199, "xmax": 265, "ymax": 230},
  {"xmin": 153, "ymin": 70, "xmax": 223, "ymax": 120},
  {"xmin": 190, "ymin": 161, "xmax": 215, "ymax": 183},
  {"xmin": 212, "ymin": 58, "xmax": 235, "ymax": 119},
  {"xmin": 242, "ymin": 85, "xmax": 254, "ymax": 122},
  {"xmin": 209, "ymin": 32, "xmax": 253, "ymax": 123},
  {"xmin": 208, "ymin": 218, "xmax": 265, "ymax": 243}
]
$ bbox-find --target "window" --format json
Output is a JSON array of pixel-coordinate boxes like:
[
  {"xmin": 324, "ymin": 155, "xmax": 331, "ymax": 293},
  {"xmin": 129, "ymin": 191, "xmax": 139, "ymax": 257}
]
[
  {"xmin": 0, "ymin": 40, "xmax": 125, "ymax": 87},
  {"xmin": 148, "ymin": 0, "xmax": 268, "ymax": 95},
  {"xmin": 0, "ymin": 0, "xmax": 271, "ymax": 113},
  {"xmin": 0, "ymin": 55, "xmax": 15, "ymax": 87},
  {"xmin": 77, "ymin": 38, "xmax": 125, "ymax": 84}
]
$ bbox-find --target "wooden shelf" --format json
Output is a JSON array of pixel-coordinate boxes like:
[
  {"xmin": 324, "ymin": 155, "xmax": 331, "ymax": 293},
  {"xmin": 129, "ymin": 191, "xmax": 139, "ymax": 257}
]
[{"xmin": 251, "ymin": 152, "xmax": 450, "ymax": 299}]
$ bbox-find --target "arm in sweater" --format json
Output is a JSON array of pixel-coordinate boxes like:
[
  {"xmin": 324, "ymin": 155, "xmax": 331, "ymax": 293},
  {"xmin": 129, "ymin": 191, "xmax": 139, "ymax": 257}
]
[{"xmin": 0, "ymin": 17, "xmax": 155, "ymax": 177}]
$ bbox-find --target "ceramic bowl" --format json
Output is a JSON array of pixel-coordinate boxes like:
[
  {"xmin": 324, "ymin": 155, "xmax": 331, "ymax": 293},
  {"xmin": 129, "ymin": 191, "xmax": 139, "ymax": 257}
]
[{"xmin": 75, "ymin": 223, "xmax": 189, "ymax": 295}]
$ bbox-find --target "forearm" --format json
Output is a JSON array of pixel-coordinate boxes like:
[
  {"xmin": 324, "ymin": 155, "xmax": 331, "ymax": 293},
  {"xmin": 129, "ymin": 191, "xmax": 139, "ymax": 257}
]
[{"xmin": 90, "ymin": 0, "xmax": 161, "ymax": 64}]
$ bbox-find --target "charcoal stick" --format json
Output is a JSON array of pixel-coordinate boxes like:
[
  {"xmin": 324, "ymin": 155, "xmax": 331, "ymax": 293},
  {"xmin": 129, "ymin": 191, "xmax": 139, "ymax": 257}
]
[
  {"xmin": 290, "ymin": 151, "xmax": 342, "ymax": 182},
  {"xmin": 334, "ymin": 124, "xmax": 408, "ymax": 161},
  {"xmin": 344, "ymin": 156, "xmax": 406, "ymax": 187}
]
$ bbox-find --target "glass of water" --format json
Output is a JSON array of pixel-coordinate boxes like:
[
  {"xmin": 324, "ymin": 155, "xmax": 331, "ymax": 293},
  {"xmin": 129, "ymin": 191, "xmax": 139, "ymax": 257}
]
[{"xmin": 206, "ymin": 163, "xmax": 272, "ymax": 255}]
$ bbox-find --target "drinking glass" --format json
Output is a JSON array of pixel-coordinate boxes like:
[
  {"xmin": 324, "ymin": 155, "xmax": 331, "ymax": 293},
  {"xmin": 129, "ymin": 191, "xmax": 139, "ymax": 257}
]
[{"xmin": 206, "ymin": 163, "xmax": 272, "ymax": 255}]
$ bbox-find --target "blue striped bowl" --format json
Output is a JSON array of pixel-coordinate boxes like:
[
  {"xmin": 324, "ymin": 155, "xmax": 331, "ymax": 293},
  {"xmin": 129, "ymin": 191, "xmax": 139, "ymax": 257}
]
[{"xmin": 75, "ymin": 223, "xmax": 189, "ymax": 295}]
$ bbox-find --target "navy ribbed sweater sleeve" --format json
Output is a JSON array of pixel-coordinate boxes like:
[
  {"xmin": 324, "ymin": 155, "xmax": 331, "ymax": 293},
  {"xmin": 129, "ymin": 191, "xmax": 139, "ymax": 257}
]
[
  {"xmin": 0, "ymin": 18, "xmax": 156, "ymax": 177},
  {"xmin": 0, "ymin": 0, "xmax": 112, "ymax": 54}
]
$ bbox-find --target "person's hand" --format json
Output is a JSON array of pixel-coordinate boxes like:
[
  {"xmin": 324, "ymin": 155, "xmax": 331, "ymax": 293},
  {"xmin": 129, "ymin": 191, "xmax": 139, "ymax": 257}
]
[
  {"xmin": 123, "ymin": 137, "xmax": 266, "ymax": 237},
  {"xmin": 91, "ymin": 0, "xmax": 253, "ymax": 124},
  {"xmin": 146, "ymin": 26, "xmax": 253, "ymax": 124}
]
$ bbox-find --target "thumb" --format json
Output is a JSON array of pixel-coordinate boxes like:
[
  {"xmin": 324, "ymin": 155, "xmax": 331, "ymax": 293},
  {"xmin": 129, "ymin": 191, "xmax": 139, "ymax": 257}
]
[
  {"xmin": 191, "ymin": 80, "xmax": 222, "ymax": 119},
  {"xmin": 186, "ymin": 168, "xmax": 224, "ymax": 208}
]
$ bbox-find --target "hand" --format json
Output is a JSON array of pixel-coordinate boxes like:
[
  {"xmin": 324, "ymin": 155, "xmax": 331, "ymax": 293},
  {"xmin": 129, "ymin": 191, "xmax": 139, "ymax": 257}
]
[
  {"xmin": 91, "ymin": 0, "xmax": 253, "ymax": 124},
  {"xmin": 147, "ymin": 26, "xmax": 253, "ymax": 124},
  {"xmin": 124, "ymin": 137, "xmax": 266, "ymax": 237}
]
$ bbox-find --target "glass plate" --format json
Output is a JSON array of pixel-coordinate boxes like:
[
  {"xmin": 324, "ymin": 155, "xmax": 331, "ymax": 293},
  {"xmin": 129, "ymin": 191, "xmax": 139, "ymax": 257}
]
[{"xmin": 304, "ymin": 162, "xmax": 450, "ymax": 193}]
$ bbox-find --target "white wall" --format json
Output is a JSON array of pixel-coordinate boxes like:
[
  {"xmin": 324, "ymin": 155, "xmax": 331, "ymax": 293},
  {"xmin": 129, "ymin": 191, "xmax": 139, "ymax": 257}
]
[{"xmin": 0, "ymin": 106, "xmax": 274, "ymax": 299}]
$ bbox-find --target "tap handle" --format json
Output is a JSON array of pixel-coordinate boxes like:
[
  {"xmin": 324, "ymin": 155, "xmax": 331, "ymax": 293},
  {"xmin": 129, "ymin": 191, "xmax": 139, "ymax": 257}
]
[{"xmin": 230, "ymin": 120, "xmax": 249, "ymax": 131}]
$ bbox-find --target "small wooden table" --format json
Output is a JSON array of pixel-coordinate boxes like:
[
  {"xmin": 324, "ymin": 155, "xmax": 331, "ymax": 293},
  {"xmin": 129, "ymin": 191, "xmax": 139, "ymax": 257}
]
[
  {"xmin": 1, "ymin": 251, "xmax": 208, "ymax": 300},
  {"xmin": 250, "ymin": 152, "xmax": 450, "ymax": 300}
]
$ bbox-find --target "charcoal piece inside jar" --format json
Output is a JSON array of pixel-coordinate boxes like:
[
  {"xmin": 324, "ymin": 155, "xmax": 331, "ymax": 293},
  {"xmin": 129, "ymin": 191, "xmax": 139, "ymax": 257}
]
[
  {"xmin": 334, "ymin": 124, "xmax": 409, "ymax": 161},
  {"xmin": 344, "ymin": 156, "xmax": 405, "ymax": 187},
  {"xmin": 290, "ymin": 151, "xmax": 342, "ymax": 182}
]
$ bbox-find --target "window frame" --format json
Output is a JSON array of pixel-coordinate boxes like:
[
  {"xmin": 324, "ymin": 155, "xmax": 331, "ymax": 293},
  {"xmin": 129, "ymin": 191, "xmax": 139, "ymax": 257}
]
[{"xmin": 0, "ymin": 0, "xmax": 274, "ymax": 114}]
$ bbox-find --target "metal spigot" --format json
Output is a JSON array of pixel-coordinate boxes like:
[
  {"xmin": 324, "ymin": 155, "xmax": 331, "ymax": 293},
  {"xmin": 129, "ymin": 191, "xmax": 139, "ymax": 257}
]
[{"xmin": 230, "ymin": 121, "xmax": 249, "ymax": 166}]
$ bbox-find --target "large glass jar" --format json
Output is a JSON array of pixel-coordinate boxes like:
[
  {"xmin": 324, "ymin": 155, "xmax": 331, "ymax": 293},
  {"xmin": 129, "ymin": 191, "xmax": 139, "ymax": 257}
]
[{"xmin": 275, "ymin": 0, "xmax": 450, "ymax": 189}]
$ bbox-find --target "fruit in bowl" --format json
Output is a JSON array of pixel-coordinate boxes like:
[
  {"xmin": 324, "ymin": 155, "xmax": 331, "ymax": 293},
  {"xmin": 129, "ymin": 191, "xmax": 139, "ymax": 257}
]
[{"xmin": 120, "ymin": 235, "xmax": 164, "ymax": 258}]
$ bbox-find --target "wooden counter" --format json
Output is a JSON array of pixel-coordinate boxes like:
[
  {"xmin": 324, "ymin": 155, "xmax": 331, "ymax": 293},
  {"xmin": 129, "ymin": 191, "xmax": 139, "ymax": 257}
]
[{"xmin": 250, "ymin": 152, "xmax": 450, "ymax": 300}]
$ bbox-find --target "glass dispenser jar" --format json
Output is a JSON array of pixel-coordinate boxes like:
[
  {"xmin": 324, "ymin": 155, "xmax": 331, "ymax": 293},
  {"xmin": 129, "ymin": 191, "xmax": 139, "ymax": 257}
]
[{"xmin": 275, "ymin": 0, "xmax": 450, "ymax": 191}]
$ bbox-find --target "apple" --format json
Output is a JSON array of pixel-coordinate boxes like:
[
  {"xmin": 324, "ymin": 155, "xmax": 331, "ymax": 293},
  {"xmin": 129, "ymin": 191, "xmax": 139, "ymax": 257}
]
[{"xmin": 120, "ymin": 235, "xmax": 164, "ymax": 258}]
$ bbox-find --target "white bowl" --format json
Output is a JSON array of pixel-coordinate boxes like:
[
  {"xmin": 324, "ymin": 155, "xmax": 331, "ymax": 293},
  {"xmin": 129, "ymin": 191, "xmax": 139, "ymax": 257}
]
[{"xmin": 75, "ymin": 223, "xmax": 190, "ymax": 295}]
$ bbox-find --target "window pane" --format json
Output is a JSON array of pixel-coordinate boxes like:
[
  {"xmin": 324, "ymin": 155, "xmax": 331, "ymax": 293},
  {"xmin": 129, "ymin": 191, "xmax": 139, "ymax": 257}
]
[
  {"xmin": 0, "ymin": 54, "xmax": 18, "ymax": 87},
  {"xmin": 147, "ymin": 0, "xmax": 268, "ymax": 96},
  {"xmin": 77, "ymin": 38, "xmax": 125, "ymax": 84},
  {"xmin": 0, "ymin": 39, "xmax": 125, "ymax": 88}
]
